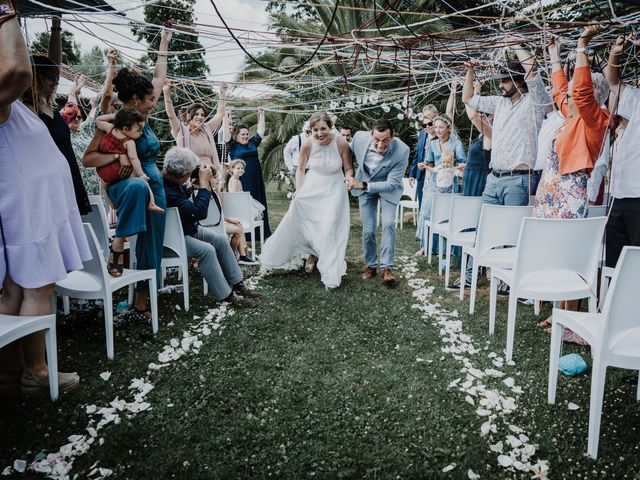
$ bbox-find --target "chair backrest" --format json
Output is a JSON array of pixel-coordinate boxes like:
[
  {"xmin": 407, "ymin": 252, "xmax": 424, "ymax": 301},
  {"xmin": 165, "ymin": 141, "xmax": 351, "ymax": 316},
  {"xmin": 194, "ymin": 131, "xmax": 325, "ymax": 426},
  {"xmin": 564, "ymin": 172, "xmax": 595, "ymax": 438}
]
[
  {"xmin": 512, "ymin": 217, "xmax": 606, "ymax": 291},
  {"xmin": 449, "ymin": 196, "xmax": 484, "ymax": 236},
  {"xmin": 600, "ymin": 246, "xmax": 640, "ymax": 348},
  {"xmin": 81, "ymin": 197, "xmax": 110, "ymax": 262},
  {"xmin": 200, "ymin": 194, "xmax": 226, "ymax": 235},
  {"xmin": 81, "ymin": 223, "xmax": 109, "ymax": 282},
  {"xmin": 163, "ymin": 207, "xmax": 187, "ymax": 258},
  {"xmin": 587, "ymin": 205, "xmax": 607, "ymax": 218},
  {"xmin": 475, "ymin": 205, "xmax": 533, "ymax": 253},
  {"xmin": 401, "ymin": 178, "xmax": 417, "ymax": 201},
  {"xmin": 221, "ymin": 192, "xmax": 254, "ymax": 224},
  {"xmin": 431, "ymin": 192, "xmax": 455, "ymax": 226}
]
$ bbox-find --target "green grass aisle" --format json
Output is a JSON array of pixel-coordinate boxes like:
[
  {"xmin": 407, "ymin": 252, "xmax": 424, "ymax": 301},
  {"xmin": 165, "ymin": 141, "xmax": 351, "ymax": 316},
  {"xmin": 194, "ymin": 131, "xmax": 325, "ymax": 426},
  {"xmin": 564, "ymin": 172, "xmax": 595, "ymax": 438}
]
[{"xmin": 1, "ymin": 190, "xmax": 639, "ymax": 479}]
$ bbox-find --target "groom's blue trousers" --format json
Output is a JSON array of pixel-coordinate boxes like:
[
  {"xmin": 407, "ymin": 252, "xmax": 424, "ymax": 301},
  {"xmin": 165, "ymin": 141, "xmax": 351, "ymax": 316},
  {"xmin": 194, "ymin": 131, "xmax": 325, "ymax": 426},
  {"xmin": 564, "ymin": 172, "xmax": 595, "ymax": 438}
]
[{"xmin": 359, "ymin": 193, "xmax": 397, "ymax": 269}]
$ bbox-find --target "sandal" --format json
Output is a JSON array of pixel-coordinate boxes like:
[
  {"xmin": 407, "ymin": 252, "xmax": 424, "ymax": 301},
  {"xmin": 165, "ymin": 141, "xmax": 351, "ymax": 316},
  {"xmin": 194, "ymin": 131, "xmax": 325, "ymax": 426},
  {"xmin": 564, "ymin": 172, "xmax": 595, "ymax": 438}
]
[
  {"xmin": 21, "ymin": 371, "xmax": 80, "ymax": 396},
  {"xmin": 108, "ymin": 245, "xmax": 125, "ymax": 277}
]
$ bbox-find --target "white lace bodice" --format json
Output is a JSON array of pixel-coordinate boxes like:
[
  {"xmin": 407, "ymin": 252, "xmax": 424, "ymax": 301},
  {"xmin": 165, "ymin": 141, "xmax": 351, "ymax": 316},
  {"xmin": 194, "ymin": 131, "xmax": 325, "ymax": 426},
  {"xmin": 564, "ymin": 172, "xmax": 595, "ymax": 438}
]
[{"xmin": 307, "ymin": 134, "xmax": 343, "ymax": 175}]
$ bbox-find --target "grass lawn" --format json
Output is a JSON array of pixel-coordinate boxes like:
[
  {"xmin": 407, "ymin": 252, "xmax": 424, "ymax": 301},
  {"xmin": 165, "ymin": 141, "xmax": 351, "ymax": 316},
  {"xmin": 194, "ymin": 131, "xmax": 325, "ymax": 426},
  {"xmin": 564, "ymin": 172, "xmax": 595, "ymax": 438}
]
[{"xmin": 1, "ymin": 189, "xmax": 639, "ymax": 479}]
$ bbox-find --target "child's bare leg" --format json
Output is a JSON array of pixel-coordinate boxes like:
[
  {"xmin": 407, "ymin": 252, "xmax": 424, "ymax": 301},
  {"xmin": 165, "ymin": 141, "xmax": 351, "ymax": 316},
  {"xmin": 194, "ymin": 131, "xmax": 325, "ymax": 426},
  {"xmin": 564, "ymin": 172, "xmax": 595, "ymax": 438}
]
[
  {"xmin": 145, "ymin": 184, "xmax": 164, "ymax": 214},
  {"xmin": 101, "ymin": 180, "xmax": 116, "ymax": 210}
]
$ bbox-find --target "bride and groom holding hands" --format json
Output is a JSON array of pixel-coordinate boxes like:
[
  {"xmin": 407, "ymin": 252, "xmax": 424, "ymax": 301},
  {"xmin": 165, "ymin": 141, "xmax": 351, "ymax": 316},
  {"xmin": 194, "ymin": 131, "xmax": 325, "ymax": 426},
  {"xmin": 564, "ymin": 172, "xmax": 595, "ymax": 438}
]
[{"xmin": 260, "ymin": 114, "xmax": 409, "ymax": 289}]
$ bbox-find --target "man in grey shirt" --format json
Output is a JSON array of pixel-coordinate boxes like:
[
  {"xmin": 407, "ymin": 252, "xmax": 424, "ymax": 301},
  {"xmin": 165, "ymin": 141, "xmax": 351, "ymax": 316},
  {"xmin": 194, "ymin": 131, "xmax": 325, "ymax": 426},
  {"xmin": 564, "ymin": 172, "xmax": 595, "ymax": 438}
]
[{"xmin": 462, "ymin": 41, "xmax": 551, "ymax": 206}]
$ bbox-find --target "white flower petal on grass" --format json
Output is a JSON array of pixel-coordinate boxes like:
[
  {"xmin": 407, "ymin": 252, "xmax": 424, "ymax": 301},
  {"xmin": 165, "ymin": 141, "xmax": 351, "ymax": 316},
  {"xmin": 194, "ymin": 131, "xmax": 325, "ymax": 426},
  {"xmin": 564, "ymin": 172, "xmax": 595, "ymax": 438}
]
[
  {"xmin": 489, "ymin": 441, "xmax": 503, "ymax": 453},
  {"xmin": 497, "ymin": 455, "xmax": 513, "ymax": 468},
  {"xmin": 468, "ymin": 469, "xmax": 480, "ymax": 479},
  {"xmin": 12, "ymin": 460, "xmax": 26, "ymax": 473},
  {"xmin": 442, "ymin": 463, "xmax": 457, "ymax": 472},
  {"xmin": 568, "ymin": 402, "xmax": 580, "ymax": 411},
  {"xmin": 175, "ymin": 304, "xmax": 181, "ymax": 311},
  {"xmin": 502, "ymin": 377, "xmax": 515, "ymax": 388},
  {"xmin": 465, "ymin": 395, "xmax": 475, "ymax": 406},
  {"xmin": 86, "ymin": 404, "xmax": 97, "ymax": 415},
  {"xmin": 99, "ymin": 372, "xmax": 111, "ymax": 382},
  {"xmin": 1, "ymin": 466, "xmax": 12, "ymax": 476}
]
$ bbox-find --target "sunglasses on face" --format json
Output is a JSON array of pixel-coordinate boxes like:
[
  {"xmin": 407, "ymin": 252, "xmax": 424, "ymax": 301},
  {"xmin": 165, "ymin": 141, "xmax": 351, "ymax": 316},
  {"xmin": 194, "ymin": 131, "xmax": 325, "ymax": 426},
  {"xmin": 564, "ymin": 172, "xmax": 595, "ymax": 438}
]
[{"xmin": 423, "ymin": 121, "xmax": 433, "ymax": 128}]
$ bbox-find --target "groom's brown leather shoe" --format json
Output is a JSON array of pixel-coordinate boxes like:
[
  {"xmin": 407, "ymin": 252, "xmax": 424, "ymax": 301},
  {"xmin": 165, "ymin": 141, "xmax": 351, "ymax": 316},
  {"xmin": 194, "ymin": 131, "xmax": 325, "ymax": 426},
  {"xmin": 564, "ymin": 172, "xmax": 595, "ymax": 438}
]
[
  {"xmin": 361, "ymin": 267, "xmax": 377, "ymax": 280},
  {"xmin": 381, "ymin": 268, "xmax": 396, "ymax": 285}
]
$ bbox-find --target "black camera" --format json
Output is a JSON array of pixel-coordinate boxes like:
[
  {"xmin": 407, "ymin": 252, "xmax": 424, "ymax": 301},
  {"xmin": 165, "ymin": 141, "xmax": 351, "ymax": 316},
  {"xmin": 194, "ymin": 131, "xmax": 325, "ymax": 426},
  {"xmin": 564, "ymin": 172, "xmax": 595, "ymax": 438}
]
[{"xmin": 191, "ymin": 164, "xmax": 208, "ymax": 180}]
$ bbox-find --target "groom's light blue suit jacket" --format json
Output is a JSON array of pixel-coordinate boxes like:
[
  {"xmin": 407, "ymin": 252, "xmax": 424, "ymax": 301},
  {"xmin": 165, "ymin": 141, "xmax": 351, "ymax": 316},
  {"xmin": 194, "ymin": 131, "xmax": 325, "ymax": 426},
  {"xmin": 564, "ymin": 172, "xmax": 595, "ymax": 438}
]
[{"xmin": 350, "ymin": 131, "xmax": 410, "ymax": 205}]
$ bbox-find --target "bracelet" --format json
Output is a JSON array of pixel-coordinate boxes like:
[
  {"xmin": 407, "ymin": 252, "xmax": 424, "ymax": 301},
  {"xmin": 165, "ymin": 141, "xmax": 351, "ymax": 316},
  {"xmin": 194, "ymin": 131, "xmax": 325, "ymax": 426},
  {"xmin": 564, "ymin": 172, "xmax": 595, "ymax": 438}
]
[{"xmin": 608, "ymin": 62, "xmax": 622, "ymax": 68}]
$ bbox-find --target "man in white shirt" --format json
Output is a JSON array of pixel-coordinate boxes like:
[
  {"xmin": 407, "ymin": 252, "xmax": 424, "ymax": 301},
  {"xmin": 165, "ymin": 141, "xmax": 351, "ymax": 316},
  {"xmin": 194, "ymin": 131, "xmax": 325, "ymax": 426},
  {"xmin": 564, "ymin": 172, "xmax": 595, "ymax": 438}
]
[
  {"xmin": 604, "ymin": 35, "xmax": 640, "ymax": 267},
  {"xmin": 283, "ymin": 121, "xmax": 311, "ymax": 182},
  {"xmin": 463, "ymin": 41, "xmax": 551, "ymax": 206}
]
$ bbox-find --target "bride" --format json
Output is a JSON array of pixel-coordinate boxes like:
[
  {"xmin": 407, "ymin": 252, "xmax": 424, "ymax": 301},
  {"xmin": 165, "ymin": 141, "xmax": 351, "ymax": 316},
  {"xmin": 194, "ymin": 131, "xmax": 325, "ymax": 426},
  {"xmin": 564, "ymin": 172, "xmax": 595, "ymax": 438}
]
[{"xmin": 260, "ymin": 112, "xmax": 353, "ymax": 288}]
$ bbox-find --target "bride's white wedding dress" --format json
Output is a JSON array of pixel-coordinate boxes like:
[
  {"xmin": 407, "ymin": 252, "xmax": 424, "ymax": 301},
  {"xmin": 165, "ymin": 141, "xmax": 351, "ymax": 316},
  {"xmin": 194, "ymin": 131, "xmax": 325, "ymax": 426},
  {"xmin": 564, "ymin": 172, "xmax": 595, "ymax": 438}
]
[{"xmin": 259, "ymin": 133, "xmax": 349, "ymax": 288}]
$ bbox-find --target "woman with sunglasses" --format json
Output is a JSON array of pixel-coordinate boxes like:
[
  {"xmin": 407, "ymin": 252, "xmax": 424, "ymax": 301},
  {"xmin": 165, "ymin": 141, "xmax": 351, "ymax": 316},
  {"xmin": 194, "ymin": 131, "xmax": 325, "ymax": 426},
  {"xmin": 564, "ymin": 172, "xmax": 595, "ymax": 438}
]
[{"xmin": 61, "ymin": 79, "xmax": 102, "ymax": 197}]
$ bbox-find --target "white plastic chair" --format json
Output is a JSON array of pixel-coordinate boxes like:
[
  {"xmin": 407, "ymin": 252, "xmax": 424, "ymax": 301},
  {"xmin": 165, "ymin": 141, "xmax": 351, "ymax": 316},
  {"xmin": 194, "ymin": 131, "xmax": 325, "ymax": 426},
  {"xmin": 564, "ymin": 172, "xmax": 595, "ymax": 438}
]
[
  {"xmin": 490, "ymin": 216, "xmax": 607, "ymax": 362},
  {"xmin": 548, "ymin": 246, "xmax": 640, "ymax": 459},
  {"xmin": 221, "ymin": 192, "xmax": 264, "ymax": 261},
  {"xmin": 83, "ymin": 195, "xmax": 111, "ymax": 261},
  {"xmin": 425, "ymin": 193, "xmax": 455, "ymax": 266},
  {"xmin": 587, "ymin": 205, "xmax": 607, "ymax": 218},
  {"xmin": 397, "ymin": 178, "xmax": 418, "ymax": 230},
  {"xmin": 440, "ymin": 196, "xmax": 484, "ymax": 288},
  {"xmin": 0, "ymin": 314, "xmax": 58, "ymax": 400},
  {"xmin": 160, "ymin": 207, "xmax": 190, "ymax": 311},
  {"xmin": 201, "ymin": 194, "xmax": 227, "ymax": 237},
  {"xmin": 461, "ymin": 205, "xmax": 533, "ymax": 313},
  {"xmin": 54, "ymin": 224, "xmax": 158, "ymax": 360}
]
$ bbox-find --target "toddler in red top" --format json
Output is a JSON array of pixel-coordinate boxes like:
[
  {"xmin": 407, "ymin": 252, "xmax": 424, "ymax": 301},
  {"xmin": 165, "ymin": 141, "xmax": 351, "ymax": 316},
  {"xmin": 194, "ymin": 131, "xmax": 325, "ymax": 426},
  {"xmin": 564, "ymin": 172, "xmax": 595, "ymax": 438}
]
[{"xmin": 96, "ymin": 108, "xmax": 163, "ymax": 213}]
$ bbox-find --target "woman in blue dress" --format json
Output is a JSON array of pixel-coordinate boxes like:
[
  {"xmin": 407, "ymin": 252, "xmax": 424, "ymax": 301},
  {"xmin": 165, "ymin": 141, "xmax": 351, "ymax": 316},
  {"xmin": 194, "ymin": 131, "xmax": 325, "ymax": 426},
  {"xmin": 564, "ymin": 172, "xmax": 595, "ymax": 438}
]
[
  {"xmin": 415, "ymin": 115, "xmax": 466, "ymax": 254},
  {"xmin": 83, "ymin": 29, "xmax": 172, "ymax": 320},
  {"xmin": 227, "ymin": 108, "xmax": 272, "ymax": 238}
]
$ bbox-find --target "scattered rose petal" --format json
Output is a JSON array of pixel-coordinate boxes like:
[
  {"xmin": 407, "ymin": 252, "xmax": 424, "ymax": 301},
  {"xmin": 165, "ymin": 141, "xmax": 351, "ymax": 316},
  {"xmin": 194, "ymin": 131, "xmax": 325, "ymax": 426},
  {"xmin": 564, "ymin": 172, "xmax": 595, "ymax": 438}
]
[
  {"xmin": 568, "ymin": 402, "xmax": 579, "ymax": 411},
  {"xmin": 468, "ymin": 469, "xmax": 480, "ymax": 479},
  {"xmin": 442, "ymin": 463, "xmax": 457, "ymax": 472},
  {"xmin": 13, "ymin": 460, "xmax": 26, "ymax": 473},
  {"xmin": 99, "ymin": 371, "xmax": 111, "ymax": 381},
  {"xmin": 498, "ymin": 455, "xmax": 513, "ymax": 467}
]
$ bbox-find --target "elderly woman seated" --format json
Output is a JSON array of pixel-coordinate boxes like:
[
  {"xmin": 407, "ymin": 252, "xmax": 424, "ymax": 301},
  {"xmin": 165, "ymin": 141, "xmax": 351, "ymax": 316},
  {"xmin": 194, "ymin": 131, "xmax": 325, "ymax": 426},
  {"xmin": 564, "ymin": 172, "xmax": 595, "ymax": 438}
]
[{"xmin": 161, "ymin": 147, "xmax": 262, "ymax": 308}]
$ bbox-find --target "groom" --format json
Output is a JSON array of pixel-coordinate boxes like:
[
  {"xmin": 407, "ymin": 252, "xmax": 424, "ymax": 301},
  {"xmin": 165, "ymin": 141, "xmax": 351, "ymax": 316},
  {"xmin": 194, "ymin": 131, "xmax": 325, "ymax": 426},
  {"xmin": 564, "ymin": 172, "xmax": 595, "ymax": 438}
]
[{"xmin": 346, "ymin": 119, "xmax": 409, "ymax": 285}]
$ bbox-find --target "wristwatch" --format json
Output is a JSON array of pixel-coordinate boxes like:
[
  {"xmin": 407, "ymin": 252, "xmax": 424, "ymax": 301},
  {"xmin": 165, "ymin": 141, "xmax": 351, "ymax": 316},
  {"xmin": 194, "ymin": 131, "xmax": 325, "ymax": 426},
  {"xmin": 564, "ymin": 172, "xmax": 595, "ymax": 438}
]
[
  {"xmin": 362, "ymin": 181, "xmax": 368, "ymax": 191},
  {"xmin": 114, "ymin": 153, "xmax": 120, "ymax": 161},
  {"xmin": 575, "ymin": 47, "xmax": 586, "ymax": 54}
]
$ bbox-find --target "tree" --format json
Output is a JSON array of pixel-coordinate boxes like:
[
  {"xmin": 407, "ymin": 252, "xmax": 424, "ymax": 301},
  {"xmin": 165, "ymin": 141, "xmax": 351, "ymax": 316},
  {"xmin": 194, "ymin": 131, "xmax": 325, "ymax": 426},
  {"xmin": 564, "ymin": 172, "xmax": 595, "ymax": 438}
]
[
  {"xmin": 30, "ymin": 30, "xmax": 81, "ymax": 65},
  {"xmin": 131, "ymin": 0, "xmax": 209, "ymax": 79},
  {"xmin": 75, "ymin": 46, "xmax": 107, "ymax": 83}
]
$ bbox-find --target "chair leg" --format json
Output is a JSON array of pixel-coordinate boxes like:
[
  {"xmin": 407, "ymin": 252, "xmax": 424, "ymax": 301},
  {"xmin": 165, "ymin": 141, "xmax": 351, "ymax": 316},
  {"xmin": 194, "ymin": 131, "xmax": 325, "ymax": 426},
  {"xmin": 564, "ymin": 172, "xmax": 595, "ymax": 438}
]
[
  {"xmin": 51, "ymin": 293, "xmax": 58, "ymax": 316},
  {"xmin": 104, "ymin": 294, "xmax": 114, "ymax": 360},
  {"xmin": 203, "ymin": 279, "xmax": 208, "ymax": 296},
  {"xmin": 63, "ymin": 296, "xmax": 70, "ymax": 315},
  {"xmin": 587, "ymin": 361, "xmax": 607, "ymax": 459},
  {"xmin": 469, "ymin": 257, "xmax": 478, "ymax": 315},
  {"xmin": 44, "ymin": 324, "xmax": 59, "ymax": 401},
  {"xmin": 547, "ymin": 318, "xmax": 564, "ymax": 404},
  {"xmin": 426, "ymin": 225, "xmax": 432, "ymax": 265},
  {"xmin": 127, "ymin": 284, "xmax": 134, "ymax": 306},
  {"xmin": 438, "ymin": 236, "xmax": 444, "ymax": 276},
  {"xmin": 182, "ymin": 261, "xmax": 189, "ymax": 312},
  {"xmin": 599, "ymin": 274, "xmax": 610, "ymax": 311},
  {"xmin": 250, "ymin": 233, "xmax": 256, "ymax": 261},
  {"xmin": 534, "ymin": 300, "xmax": 541, "ymax": 316},
  {"xmin": 445, "ymin": 241, "xmax": 452, "ymax": 287},
  {"xmin": 637, "ymin": 371, "xmax": 640, "ymax": 401},
  {"xmin": 460, "ymin": 252, "xmax": 467, "ymax": 301},
  {"xmin": 149, "ymin": 275, "xmax": 159, "ymax": 335},
  {"xmin": 505, "ymin": 291, "xmax": 518, "ymax": 362},
  {"xmin": 489, "ymin": 275, "xmax": 497, "ymax": 335},
  {"xmin": 399, "ymin": 205, "xmax": 403, "ymax": 230}
]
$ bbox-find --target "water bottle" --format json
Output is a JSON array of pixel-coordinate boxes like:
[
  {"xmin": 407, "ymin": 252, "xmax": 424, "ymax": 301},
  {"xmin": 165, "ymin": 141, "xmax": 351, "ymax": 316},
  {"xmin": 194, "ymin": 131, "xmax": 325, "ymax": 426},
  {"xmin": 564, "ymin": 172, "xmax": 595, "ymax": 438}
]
[{"xmin": 116, "ymin": 301, "xmax": 129, "ymax": 314}]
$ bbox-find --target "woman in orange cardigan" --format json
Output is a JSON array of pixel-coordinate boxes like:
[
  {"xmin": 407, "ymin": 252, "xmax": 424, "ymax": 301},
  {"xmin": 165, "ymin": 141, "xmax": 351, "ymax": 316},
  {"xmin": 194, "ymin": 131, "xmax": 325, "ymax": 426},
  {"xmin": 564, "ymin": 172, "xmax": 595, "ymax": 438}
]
[{"xmin": 533, "ymin": 27, "xmax": 610, "ymax": 219}]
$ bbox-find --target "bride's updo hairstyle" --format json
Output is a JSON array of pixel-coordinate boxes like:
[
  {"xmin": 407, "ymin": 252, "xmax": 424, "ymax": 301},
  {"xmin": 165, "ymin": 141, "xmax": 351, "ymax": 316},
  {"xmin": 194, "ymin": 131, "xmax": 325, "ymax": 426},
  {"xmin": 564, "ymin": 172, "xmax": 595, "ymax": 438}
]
[
  {"xmin": 112, "ymin": 68, "xmax": 154, "ymax": 103},
  {"xmin": 308, "ymin": 112, "xmax": 333, "ymax": 129}
]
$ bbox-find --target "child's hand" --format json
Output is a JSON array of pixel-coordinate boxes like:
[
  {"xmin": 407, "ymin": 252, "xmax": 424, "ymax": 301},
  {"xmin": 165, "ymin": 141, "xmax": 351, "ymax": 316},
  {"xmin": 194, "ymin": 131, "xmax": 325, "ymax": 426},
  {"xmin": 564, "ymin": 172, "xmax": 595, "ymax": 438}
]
[{"xmin": 141, "ymin": 174, "xmax": 150, "ymax": 182}]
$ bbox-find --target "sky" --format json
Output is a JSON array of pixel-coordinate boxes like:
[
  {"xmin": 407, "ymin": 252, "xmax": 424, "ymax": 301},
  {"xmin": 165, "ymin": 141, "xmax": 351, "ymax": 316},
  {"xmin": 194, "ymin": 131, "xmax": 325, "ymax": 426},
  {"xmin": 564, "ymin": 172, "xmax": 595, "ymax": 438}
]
[{"xmin": 25, "ymin": 0, "xmax": 271, "ymax": 86}]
